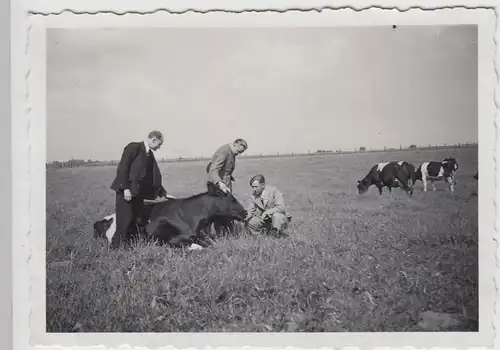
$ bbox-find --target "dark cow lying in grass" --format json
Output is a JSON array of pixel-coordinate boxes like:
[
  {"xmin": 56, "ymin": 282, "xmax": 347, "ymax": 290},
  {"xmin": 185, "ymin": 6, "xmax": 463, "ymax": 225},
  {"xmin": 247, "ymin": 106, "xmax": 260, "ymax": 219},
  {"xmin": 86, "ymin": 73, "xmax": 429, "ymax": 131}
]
[
  {"xmin": 474, "ymin": 171, "xmax": 478, "ymax": 180},
  {"xmin": 357, "ymin": 161, "xmax": 415, "ymax": 197},
  {"xmin": 93, "ymin": 183, "xmax": 247, "ymax": 250},
  {"xmin": 413, "ymin": 157, "xmax": 459, "ymax": 192}
]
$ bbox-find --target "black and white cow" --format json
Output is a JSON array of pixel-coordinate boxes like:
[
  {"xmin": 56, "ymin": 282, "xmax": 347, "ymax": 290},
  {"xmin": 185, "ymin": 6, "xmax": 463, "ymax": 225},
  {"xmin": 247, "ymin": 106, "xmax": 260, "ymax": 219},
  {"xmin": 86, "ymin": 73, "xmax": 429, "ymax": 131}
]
[
  {"xmin": 413, "ymin": 157, "xmax": 459, "ymax": 192},
  {"xmin": 93, "ymin": 195, "xmax": 179, "ymax": 248},
  {"xmin": 357, "ymin": 161, "xmax": 415, "ymax": 197}
]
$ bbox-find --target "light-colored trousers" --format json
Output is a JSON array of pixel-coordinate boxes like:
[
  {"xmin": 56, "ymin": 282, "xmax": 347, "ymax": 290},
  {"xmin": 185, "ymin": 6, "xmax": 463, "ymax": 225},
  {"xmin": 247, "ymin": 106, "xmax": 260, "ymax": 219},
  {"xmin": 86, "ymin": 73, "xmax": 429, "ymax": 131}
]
[{"xmin": 246, "ymin": 212, "xmax": 289, "ymax": 235}]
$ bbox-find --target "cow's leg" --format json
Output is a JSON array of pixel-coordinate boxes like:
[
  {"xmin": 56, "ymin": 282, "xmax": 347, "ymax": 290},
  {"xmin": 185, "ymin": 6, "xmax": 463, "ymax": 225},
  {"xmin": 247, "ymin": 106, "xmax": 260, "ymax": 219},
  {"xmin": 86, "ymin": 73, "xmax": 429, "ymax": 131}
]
[
  {"xmin": 111, "ymin": 192, "xmax": 135, "ymax": 250},
  {"xmin": 407, "ymin": 176, "xmax": 414, "ymax": 196},
  {"xmin": 375, "ymin": 183, "xmax": 383, "ymax": 195},
  {"xmin": 192, "ymin": 224, "xmax": 214, "ymax": 248},
  {"xmin": 213, "ymin": 220, "xmax": 227, "ymax": 237},
  {"xmin": 394, "ymin": 170, "xmax": 412, "ymax": 197},
  {"xmin": 451, "ymin": 173, "xmax": 457, "ymax": 187},
  {"xmin": 422, "ymin": 173, "xmax": 428, "ymax": 192},
  {"xmin": 446, "ymin": 176, "xmax": 455, "ymax": 192},
  {"xmin": 147, "ymin": 215, "xmax": 197, "ymax": 247},
  {"xmin": 431, "ymin": 180, "xmax": 437, "ymax": 191},
  {"xmin": 165, "ymin": 214, "xmax": 199, "ymax": 247}
]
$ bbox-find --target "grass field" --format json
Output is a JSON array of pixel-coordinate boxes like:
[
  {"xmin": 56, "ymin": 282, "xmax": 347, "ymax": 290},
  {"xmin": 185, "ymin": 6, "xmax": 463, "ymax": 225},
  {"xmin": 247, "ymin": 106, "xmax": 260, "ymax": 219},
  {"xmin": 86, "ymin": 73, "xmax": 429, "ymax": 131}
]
[{"xmin": 46, "ymin": 147, "xmax": 478, "ymax": 332}]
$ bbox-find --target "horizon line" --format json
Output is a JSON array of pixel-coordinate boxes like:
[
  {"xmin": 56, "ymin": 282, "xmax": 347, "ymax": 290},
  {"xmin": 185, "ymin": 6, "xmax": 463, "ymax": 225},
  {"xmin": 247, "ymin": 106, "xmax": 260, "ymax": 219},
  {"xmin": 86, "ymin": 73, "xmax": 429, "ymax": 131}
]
[{"xmin": 46, "ymin": 141, "xmax": 478, "ymax": 165}]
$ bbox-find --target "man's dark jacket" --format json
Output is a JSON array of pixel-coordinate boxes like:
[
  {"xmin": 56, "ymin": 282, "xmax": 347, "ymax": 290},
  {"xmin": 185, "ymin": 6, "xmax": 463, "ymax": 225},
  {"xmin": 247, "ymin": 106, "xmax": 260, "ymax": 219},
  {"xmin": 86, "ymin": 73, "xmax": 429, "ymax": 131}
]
[{"xmin": 110, "ymin": 141, "xmax": 166, "ymax": 200}]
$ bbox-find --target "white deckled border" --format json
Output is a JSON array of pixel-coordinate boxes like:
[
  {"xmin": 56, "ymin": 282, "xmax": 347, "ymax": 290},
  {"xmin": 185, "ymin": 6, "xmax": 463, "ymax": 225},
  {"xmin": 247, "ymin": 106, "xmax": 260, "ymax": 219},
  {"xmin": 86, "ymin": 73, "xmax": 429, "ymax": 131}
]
[{"xmin": 10, "ymin": 2, "xmax": 499, "ymax": 350}]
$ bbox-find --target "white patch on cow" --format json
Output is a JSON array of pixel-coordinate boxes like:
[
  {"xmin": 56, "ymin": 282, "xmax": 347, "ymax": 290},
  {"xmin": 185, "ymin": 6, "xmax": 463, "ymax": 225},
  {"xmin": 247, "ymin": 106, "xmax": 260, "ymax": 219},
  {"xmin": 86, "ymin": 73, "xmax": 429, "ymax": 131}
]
[
  {"xmin": 397, "ymin": 161, "xmax": 404, "ymax": 166},
  {"xmin": 100, "ymin": 196, "xmax": 175, "ymax": 246},
  {"xmin": 103, "ymin": 213, "xmax": 115, "ymax": 221},
  {"xmin": 104, "ymin": 213, "xmax": 116, "ymax": 244},
  {"xmin": 188, "ymin": 243, "xmax": 203, "ymax": 251},
  {"xmin": 376, "ymin": 162, "xmax": 390, "ymax": 172},
  {"xmin": 421, "ymin": 162, "xmax": 430, "ymax": 191},
  {"xmin": 437, "ymin": 167, "xmax": 444, "ymax": 177},
  {"xmin": 421, "ymin": 162, "xmax": 430, "ymax": 177}
]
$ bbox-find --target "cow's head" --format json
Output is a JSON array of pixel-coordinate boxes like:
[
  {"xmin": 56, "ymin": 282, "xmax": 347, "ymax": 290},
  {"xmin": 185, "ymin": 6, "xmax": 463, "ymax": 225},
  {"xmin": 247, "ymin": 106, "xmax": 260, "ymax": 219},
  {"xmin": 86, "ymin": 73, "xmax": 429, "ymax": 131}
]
[
  {"xmin": 442, "ymin": 157, "xmax": 459, "ymax": 172},
  {"xmin": 206, "ymin": 182, "xmax": 247, "ymax": 221},
  {"xmin": 357, "ymin": 178, "xmax": 371, "ymax": 195}
]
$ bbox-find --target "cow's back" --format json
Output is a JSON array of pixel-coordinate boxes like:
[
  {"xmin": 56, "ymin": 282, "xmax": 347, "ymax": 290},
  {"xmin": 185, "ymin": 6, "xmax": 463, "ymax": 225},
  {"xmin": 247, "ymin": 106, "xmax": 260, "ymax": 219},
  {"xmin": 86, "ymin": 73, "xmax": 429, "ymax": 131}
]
[{"xmin": 379, "ymin": 162, "xmax": 398, "ymax": 183}]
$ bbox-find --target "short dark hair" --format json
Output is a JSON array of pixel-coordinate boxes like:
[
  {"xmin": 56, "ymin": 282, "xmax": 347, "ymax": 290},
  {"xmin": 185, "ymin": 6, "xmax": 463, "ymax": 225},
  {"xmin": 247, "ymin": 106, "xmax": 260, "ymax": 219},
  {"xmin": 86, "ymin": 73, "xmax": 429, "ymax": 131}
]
[
  {"xmin": 148, "ymin": 130, "xmax": 164, "ymax": 140},
  {"xmin": 234, "ymin": 138, "xmax": 248, "ymax": 149},
  {"xmin": 249, "ymin": 174, "xmax": 265, "ymax": 186}
]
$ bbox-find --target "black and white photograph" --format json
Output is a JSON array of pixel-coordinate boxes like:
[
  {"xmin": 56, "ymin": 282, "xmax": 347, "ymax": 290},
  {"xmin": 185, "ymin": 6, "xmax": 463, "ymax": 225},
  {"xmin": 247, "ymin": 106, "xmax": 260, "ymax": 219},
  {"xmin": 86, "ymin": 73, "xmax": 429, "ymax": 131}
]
[{"xmin": 19, "ymin": 6, "xmax": 495, "ymax": 347}]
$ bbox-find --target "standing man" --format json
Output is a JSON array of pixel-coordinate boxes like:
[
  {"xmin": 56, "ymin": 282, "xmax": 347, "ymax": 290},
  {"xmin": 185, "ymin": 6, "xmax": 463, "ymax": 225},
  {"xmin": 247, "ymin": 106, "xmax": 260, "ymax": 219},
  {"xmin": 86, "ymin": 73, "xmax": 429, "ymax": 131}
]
[
  {"xmin": 110, "ymin": 130, "xmax": 168, "ymax": 249},
  {"xmin": 206, "ymin": 138, "xmax": 248, "ymax": 236},
  {"xmin": 206, "ymin": 138, "xmax": 248, "ymax": 193},
  {"xmin": 244, "ymin": 174, "xmax": 291, "ymax": 236}
]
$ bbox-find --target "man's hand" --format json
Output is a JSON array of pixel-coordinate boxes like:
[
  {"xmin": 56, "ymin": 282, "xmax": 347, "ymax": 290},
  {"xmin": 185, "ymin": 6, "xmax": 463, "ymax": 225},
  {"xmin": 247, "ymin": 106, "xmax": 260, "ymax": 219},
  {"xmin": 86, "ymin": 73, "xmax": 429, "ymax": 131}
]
[
  {"xmin": 124, "ymin": 189, "xmax": 132, "ymax": 202},
  {"xmin": 218, "ymin": 181, "xmax": 230, "ymax": 193},
  {"xmin": 244, "ymin": 213, "xmax": 252, "ymax": 222},
  {"xmin": 261, "ymin": 210, "xmax": 271, "ymax": 220}
]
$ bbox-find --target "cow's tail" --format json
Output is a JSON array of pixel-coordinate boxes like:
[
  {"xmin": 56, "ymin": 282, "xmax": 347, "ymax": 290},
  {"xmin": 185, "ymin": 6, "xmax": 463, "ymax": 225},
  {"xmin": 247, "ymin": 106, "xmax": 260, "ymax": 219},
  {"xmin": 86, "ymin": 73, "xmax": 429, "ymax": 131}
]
[
  {"xmin": 395, "ymin": 167, "xmax": 413, "ymax": 197},
  {"xmin": 408, "ymin": 164, "xmax": 416, "ymax": 189}
]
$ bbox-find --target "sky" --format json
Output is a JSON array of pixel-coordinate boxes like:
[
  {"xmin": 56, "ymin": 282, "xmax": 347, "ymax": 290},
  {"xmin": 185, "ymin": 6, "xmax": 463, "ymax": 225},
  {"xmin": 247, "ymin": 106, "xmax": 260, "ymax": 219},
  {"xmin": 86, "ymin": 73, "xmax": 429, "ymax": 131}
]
[{"xmin": 47, "ymin": 25, "xmax": 478, "ymax": 162}]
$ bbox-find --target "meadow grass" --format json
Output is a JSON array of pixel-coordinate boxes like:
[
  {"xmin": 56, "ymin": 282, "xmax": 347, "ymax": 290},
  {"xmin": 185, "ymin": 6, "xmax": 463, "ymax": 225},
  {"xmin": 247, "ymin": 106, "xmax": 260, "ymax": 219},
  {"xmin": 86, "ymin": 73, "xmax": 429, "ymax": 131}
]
[{"xmin": 46, "ymin": 147, "xmax": 478, "ymax": 332}]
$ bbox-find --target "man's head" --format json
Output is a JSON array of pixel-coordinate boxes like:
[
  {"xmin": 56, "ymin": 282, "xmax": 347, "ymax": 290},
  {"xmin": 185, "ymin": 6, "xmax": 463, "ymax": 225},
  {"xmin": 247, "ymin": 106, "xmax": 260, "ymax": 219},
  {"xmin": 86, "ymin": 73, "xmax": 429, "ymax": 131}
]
[
  {"xmin": 250, "ymin": 174, "xmax": 266, "ymax": 196},
  {"xmin": 231, "ymin": 139, "xmax": 248, "ymax": 155},
  {"xmin": 147, "ymin": 130, "xmax": 164, "ymax": 151}
]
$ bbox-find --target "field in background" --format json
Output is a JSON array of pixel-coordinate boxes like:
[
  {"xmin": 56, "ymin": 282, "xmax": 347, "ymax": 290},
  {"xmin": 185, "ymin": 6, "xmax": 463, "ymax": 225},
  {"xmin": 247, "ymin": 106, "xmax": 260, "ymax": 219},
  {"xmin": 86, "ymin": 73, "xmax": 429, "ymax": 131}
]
[{"xmin": 46, "ymin": 147, "xmax": 478, "ymax": 332}]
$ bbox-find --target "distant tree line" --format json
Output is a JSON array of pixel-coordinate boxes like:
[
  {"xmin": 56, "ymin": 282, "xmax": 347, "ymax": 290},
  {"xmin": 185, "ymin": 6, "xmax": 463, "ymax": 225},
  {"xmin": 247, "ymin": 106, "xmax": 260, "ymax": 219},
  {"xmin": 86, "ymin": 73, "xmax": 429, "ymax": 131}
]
[
  {"xmin": 46, "ymin": 142, "xmax": 478, "ymax": 170},
  {"xmin": 46, "ymin": 158, "xmax": 98, "ymax": 170}
]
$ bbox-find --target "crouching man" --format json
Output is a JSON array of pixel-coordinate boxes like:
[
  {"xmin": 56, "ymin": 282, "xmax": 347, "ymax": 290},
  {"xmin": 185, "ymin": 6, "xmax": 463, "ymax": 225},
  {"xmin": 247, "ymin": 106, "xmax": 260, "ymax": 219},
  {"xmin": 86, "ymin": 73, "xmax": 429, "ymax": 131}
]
[{"xmin": 244, "ymin": 174, "xmax": 291, "ymax": 236}]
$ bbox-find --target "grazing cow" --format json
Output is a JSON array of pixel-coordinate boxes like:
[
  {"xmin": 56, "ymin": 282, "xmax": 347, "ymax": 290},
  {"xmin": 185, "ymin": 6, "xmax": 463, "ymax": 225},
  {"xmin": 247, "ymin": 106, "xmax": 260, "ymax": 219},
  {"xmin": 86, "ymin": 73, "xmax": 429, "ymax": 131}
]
[
  {"xmin": 357, "ymin": 161, "xmax": 415, "ymax": 197},
  {"xmin": 474, "ymin": 171, "xmax": 478, "ymax": 180},
  {"xmin": 93, "ymin": 184, "xmax": 247, "ymax": 249},
  {"xmin": 414, "ymin": 157, "xmax": 459, "ymax": 192}
]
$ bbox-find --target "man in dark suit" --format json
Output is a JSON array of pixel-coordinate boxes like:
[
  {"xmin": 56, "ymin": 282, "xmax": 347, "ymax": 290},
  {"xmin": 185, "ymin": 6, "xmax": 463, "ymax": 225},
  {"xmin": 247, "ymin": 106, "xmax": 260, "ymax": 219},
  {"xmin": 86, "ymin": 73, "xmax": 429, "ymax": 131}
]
[
  {"xmin": 110, "ymin": 130, "xmax": 168, "ymax": 249},
  {"xmin": 205, "ymin": 138, "xmax": 248, "ymax": 236}
]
